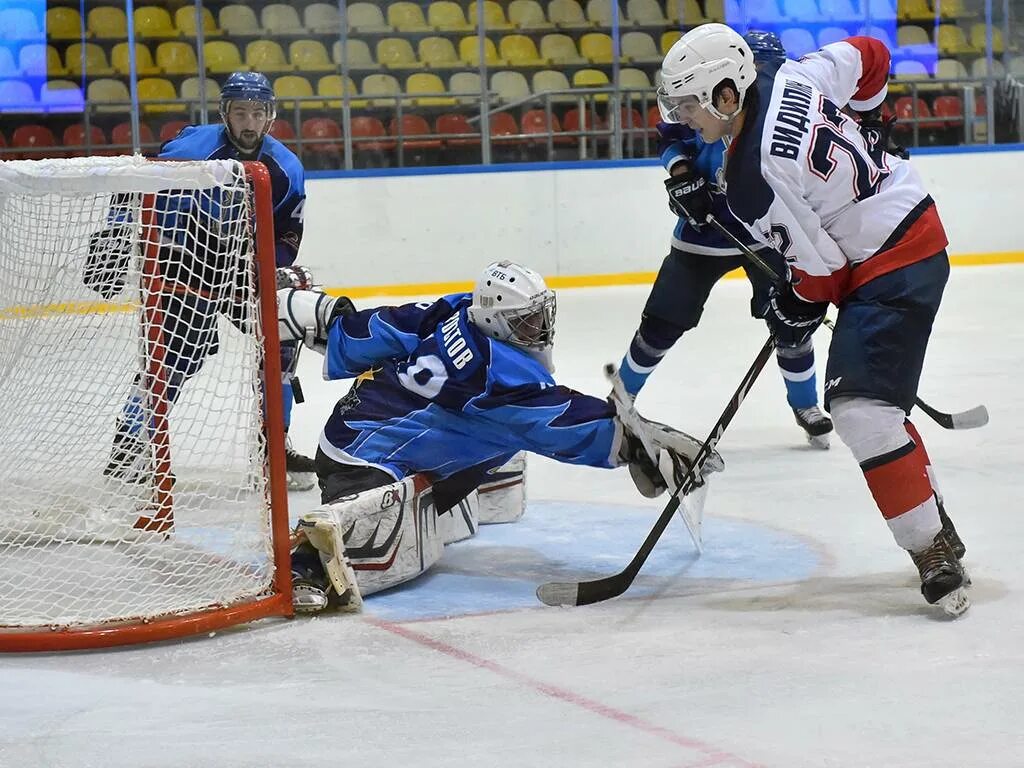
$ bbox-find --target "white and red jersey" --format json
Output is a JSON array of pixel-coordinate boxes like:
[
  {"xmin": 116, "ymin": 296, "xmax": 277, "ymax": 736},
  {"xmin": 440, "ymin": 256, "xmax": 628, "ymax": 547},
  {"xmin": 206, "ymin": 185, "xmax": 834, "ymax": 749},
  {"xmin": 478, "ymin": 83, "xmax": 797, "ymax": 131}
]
[{"xmin": 724, "ymin": 37, "xmax": 948, "ymax": 305}]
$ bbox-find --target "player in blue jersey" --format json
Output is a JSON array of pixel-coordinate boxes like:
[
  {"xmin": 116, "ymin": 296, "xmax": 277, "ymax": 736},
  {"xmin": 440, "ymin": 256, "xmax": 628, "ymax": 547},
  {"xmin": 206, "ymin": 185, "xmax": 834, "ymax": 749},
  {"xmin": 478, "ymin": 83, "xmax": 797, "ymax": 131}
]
[
  {"xmin": 615, "ymin": 31, "xmax": 833, "ymax": 449},
  {"xmin": 91, "ymin": 72, "xmax": 317, "ymax": 489},
  {"xmin": 276, "ymin": 261, "xmax": 724, "ymax": 611}
]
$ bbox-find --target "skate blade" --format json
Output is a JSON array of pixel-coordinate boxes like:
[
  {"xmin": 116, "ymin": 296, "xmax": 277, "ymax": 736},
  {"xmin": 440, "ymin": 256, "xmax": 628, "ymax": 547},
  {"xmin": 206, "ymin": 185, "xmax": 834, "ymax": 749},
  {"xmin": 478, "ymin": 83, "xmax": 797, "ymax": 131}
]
[
  {"xmin": 287, "ymin": 471, "xmax": 317, "ymax": 492},
  {"xmin": 938, "ymin": 586, "xmax": 970, "ymax": 618},
  {"xmin": 806, "ymin": 433, "xmax": 830, "ymax": 450},
  {"xmin": 293, "ymin": 583, "xmax": 329, "ymax": 614}
]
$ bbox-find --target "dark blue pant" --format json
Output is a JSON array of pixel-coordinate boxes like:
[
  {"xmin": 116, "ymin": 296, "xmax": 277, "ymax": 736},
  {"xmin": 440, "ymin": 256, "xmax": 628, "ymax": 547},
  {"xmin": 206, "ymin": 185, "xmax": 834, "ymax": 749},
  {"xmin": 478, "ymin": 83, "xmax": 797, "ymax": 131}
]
[{"xmin": 824, "ymin": 252, "xmax": 950, "ymax": 414}]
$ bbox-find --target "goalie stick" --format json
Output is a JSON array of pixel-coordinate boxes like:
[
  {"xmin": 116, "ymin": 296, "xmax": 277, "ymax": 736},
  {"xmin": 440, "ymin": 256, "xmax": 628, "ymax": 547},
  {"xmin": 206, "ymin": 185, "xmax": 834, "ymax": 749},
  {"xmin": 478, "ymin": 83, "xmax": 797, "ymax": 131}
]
[
  {"xmin": 703, "ymin": 214, "xmax": 989, "ymax": 432},
  {"xmin": 536, "ymin": 336, "xmax": 776, "ymax": 607}
]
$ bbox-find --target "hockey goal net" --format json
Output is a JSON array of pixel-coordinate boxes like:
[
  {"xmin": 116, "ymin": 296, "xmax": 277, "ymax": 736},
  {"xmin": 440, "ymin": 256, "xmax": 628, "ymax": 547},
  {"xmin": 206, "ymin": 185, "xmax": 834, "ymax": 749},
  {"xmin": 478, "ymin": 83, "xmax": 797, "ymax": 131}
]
[{"xmin": 0, "ymin": 156, "xmax": 292, "ymax": 651}]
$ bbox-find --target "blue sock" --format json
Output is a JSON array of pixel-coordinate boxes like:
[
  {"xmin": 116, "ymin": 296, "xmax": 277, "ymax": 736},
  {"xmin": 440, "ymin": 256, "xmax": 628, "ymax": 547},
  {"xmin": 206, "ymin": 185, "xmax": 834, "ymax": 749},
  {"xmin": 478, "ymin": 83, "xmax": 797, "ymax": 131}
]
[
  {"xmin": 282, "ymin": 379, "xmax": 294, "ymax": 431},
  {"xmin": 619, "ymin": 316, "xmax": 684, "ymax": 397},
  {"xmin": 776, "ymin": 341, "xmax": 818, "ymax": 409}
]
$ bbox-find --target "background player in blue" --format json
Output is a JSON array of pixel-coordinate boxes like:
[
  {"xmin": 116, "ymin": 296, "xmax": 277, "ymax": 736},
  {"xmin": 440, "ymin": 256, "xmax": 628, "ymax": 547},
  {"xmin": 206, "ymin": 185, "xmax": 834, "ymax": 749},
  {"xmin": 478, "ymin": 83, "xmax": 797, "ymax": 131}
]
[
  {"xmin": 95, "ymin": 72, "xmax": 318, "ymax": 490},
  {"xmin": 276, "ymin": 261, "xmax": 723, "ymax": 609},
  {"xmin": 614, "ymin": 31, "xmax": 833, "ymax": 449}
]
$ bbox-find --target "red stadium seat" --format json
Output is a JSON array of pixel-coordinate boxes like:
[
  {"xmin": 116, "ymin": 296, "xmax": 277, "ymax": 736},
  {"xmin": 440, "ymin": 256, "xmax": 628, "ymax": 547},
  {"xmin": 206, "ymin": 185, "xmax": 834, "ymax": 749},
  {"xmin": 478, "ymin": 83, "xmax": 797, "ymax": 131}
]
[
  {"xmin": 110, "ymin": 121, "xmax": 156, "ymax": 154},
  {"xmin": 520, "ymin": 109, "xmax": 566, "ymax": 145},
  {"xmin": 11, "ymin": 125, "xmax": 57, "ymax": 160},
  {"xmin": 350, "ymin": 116, "xmax": 394, "ymax": 153},
  {"xmin": 892, "ymin": 96, "xmax": 943, "ymax": 131},
  {"xmin": 62, "ymin": 124, "xmax": 109, "ymax": 157},
  {"xmin": 435, "ymin": 113, "xmax": 480, "ymax": 147},
  {"xmin": 389, "ymin": 114, "xmax": 442, "ymax": 151},
  {"xmin": 301, "ymin": 117, "xmax": 344, "ymax": 154},
  {"xmin": 932, "ymin": 94, "xmax": 965, "ymax": 127},
  {"xmin": 489, "ymin": 112, "xmax": 520, "ymax": 144},
  {"xmin": 158, "ymin": 120, "xmax": 190, "ymax": 144}
]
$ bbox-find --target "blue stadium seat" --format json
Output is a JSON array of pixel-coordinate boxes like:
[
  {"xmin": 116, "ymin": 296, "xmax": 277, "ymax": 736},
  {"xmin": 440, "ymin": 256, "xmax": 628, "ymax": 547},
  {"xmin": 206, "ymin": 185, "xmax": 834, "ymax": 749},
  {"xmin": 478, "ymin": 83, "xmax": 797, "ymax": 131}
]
[
  {"xmin": 818, "ymin": 26, "xmax": 849, "ymax": 47},
  {"xmin": 781, "ymin": 0, "xmax": 821, "ymax": 22},
  {"xmin": 781, "ymin": 27, "xmax": 817, "ymax": 58}
]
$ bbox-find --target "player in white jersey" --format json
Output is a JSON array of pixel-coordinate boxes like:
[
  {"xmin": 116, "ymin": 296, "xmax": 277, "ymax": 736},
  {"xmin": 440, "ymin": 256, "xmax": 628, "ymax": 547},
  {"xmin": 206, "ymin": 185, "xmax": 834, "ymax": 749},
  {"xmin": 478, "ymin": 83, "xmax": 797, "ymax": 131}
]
[{"xmin": 656, "ymin": 24, "xmax": 968, "ymax": 616}]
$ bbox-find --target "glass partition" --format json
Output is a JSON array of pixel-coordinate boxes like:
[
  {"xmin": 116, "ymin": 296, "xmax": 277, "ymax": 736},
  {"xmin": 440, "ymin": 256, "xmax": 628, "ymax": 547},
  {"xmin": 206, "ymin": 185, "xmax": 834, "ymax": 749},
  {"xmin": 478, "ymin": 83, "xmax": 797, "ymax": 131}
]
[{"xmin": 0, "ymin": 0, "xmax": 1020, "ymax": 164}]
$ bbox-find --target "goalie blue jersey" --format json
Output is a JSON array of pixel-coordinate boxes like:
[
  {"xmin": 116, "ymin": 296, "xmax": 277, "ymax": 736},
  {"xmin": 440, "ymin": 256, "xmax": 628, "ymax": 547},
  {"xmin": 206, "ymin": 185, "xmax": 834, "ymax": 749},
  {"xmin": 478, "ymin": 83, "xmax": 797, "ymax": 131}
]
[
  {"xmin": 318, "ymin": 293, "xmax": 620, "ymax": 484},
  {"xmin": 160, "ymin": 124, "xmax": 305, "ymax": 266}
]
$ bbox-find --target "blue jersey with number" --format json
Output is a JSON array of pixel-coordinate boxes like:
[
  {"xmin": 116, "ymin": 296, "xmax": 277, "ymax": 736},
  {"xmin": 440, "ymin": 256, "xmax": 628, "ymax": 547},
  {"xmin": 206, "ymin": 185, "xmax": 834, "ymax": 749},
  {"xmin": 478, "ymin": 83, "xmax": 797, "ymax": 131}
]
[
  {"xmin": 160, "ymin": 124, "xmax": 305, "ymax": 266},
  {"xmin": 658, "ymin": 123, "xmax": 760, "ymax": 256},
  {"xmin": 318, "ymin": 293, "xmax": 620, "ymax": 484}
]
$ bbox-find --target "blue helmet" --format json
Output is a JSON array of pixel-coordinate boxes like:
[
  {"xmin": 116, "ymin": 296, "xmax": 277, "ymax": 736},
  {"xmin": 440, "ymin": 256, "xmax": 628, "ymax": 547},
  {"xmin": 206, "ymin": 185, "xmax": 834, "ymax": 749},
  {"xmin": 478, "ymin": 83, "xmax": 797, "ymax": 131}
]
[
  {"xmin": 743, "ymin": 30, "xmax": 787, "ymax": 66},
  {"xmin": 220, "ymin": 71, "xmax": 276, "ymax": 153}
]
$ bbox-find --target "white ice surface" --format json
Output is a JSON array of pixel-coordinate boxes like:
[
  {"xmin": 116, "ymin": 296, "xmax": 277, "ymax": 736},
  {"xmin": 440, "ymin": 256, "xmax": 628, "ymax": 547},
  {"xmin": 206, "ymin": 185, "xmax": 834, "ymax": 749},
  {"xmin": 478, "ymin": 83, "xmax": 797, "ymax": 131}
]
[{"xmin": 2, "ymin": 265, "xmax": 1022, "ymax": 768}]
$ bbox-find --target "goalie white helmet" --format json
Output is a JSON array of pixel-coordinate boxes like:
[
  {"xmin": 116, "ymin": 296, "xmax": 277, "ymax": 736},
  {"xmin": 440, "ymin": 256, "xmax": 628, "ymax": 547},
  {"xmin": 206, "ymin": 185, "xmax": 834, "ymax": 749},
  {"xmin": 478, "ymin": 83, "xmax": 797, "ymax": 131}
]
[
  {"xmin": 658, "ymin": 23, "xmax": 755, "ymax": 123},
  {"xmin": 468, "ymin": 261, "xmax": 557, "ymax": 371}
]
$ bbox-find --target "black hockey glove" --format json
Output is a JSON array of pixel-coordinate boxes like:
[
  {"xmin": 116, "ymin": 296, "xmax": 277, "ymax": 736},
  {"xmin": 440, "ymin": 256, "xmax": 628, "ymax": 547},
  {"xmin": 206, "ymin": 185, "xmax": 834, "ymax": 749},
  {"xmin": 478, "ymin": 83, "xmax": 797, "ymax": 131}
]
[
  {"xmin": 763, "ymin": 283, "xmax": 828, "ymax": 348},
  {"xmin": 83, "ymin": 224, "xmax": 135, "ymax": 300},
  {"xmin": 856, "ymin": 106, "xmax": 909, "ymax": 161},
  {"xmin": 664, "ymin": 169, "xmax": 712, "ymax": 230}
]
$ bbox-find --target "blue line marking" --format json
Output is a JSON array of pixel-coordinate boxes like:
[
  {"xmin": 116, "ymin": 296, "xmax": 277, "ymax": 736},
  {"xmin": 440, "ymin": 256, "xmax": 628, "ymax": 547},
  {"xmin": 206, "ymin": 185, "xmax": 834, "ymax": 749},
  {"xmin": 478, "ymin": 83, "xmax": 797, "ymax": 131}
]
[{"xmin": 365, "ymin": 500, "xmax": 820, "ymax": 621}]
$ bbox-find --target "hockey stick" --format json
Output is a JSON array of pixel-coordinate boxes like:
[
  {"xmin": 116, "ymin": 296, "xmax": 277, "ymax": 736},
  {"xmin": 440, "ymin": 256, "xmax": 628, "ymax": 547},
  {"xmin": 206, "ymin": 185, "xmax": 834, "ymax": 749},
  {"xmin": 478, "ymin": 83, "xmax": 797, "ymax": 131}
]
[
  {"xmin": 536, "ymin": 336, "xmax": 776, "ymax": 607},
  {"xmin": 604, "ymin": 362, "xmax": 704, "ymax": 554},
  {"xmin": 703, "ymin": 215, "xmax": 989, "ymax": 431}
]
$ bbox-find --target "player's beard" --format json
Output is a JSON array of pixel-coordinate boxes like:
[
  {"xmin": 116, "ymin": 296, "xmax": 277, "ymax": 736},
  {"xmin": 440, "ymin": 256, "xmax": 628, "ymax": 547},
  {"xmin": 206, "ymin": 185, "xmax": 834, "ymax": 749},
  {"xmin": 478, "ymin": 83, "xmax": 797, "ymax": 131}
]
[{"xmin": 234, "ymin": 130, "xmax": 261, "ymax": 154}]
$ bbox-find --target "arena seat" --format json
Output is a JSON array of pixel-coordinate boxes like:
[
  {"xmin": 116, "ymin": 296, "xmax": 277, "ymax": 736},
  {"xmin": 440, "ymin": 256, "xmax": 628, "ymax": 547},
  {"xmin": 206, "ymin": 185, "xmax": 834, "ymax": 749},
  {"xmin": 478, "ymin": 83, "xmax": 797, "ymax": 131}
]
[
  {"xmin": 406, "ymin": 72, "xmax": 456, "ymax": 106},
  {"xmin": 932, "ymin": 95, "xmax": 965, "ymax": 127},
  {"xmin": 626, "ymin": 0, "xmax": 668, "ymax": 25},
  {"xmin": 660, "ymin": 30, "xmax": 682, "ymax": 55},
  {"xmin": 781, "ymin": 28, "xmax": 817, "ymax": 59},
  {"xmin": 137, "ymin": 77, "xmax": 186, "ymax": 114},
  {"xmin": 580, "ymin": 33, "xmax": 614, "ymax": 64},
  {"xmin": 377, "ymin": 38, "xmax": 420, "ymax": 69},
  {"xmin": 0, "ymin": 80, "xmax": 35, "ymax": 111},
  {"xmin": 520, "ymin": 108, "xmax": 565, "ymax": 145},
  {"xmin": 158, "ymin": 120, "xmax": 190, "ymax": 144},
  {"xmin": 39, "ymin": 80, "xmax": 83, "ymax": 113},
  {"xmin": 301, "ymin": 117, "xmax": 344, "ymax": 154},
  {"xmin": 0, "ymin": 49, "xmax": 15, "ymax": 78},
  {"xmin": 459, "ymin": 36, "xmax": 503, "ymax": 66},
  {"xmin": 65, "ymin": 43, "xmax": 114, "ymax": 77},
  {"xmin": 333, "ymin": 39, "xmax": 376, "ymax": 70},
  {"xmin": 387, "ymin": 2, "xmax": 429, "ymax": 32},
  {"xmin": 350, "ymin": 116, "xmax": 395, "ymax": 154},
  {"xmin": 348, "ymin": 3, "xmax": 390, "ymax": 33},
  {"xmin": 620, "ymin": 32, "xmax": 660, "ymax": 63},
  {"xmin": 489, "ymin": 112, "xmax": 521, "ymax": 144},
  {"xmin": 204, "ymin": 41, "xmax": 245, "ymax": 74},
  {"xmin": 419, "ymin": 37, "xmax": 461, "ymax": 67},
  {"xmin": 449, "ymin": 71, "xmax": 482, "ymax": 103},
  {"xmin": 818, "ymin": 26, "xmax": 850, "ymax": 48},
  {"xmin": 269, "ymin": 117, "xmax": 297, "ymax": 147},
  {"xmin": 899, "ymin": 0, "xmax": 934, "ymax": 21},
  {"xmin": 781, "ymin": 0, "xmax": 821, "ymax": 21},
  {"xmin": 435, "ymin": 113, "xmax": 480, "ymax": 146},
  {"xmin": 362, "ymin": 73, "xmax": 402, "ymax": 107},
  {"xmin": 305, "ymin": 3, "xmax": 341, "ymax": 33},
  {"xmin": 547, "ymin": 0, "xmax": 590, "ymax": 28},
  {"xmin": 175, "ymin": 6, "xmax": 221, "ymax": 37},
  {"xmin": 290, "ymin": 40, "xmax": 335, "ymax": 73},
  {"xmin": 429, "ymin": 2, "xmax": 473, "ymax": 32},
  {"xmin": 318, "ymin": 74, "xmax": 365, "ymax": 108},
  {"xmin": 618, "ymin": 67, "xmax": 653, "ymax": 98},
  {"xmin": 87, "ymin": 6, "xmax": 127, "ymax": 39},
  {"xmin": 12, "ymin": 125, "xmax": 57, "ymax": 159},
  {"xmin": 110, "ymin": 121, "xmax": 156, "ymax": 154},
  {"xmin": 156, "ymin": 42, "xmax": 198, "ymax": 76},
  {"xmin": 134, "ymin": 6, "xmax": 178, "ymax": 38},
  {"xmin": 507, "ymin": 0, "xmax": 553, "ymax": 30},
  {"xmin": 261, "ymin": 4, "xmax": 304, "ymax": 35},
  {"xmin": 531, "ymin": 70, "xmax": 574, "ymax": 102},
  {"xmin": 47, "ymin": 7, "xmax": 84, "ymax": 40},
  {"xmin": 585, "ymin": 0, "xmax": 625, "ymax": 26},
  {"xmin": 219, "ymin": 5, "xmax": 262, "ymax": 36},
  {"xmin": 179, "ymin": 76, "xmax": 220, "ymax": 107},
  {"xmin": 541, "ymin": 34, "xmax": 585, "ymax": 64},
  {"xmin": 469, "ymin": 2, "xmax": 513, "ymax": 30},
  {"xmin": 500, "ymin": 35, "xmax": 545, "ymax": 66},
  {"xmin": 0, "ymin": 7, "xmax": 41, "ymax": 41},
  {"xmin": 17, "ymin": 44, "xmax": 64, "ymax": 78},
  {"xmin": 111, "ymin": 43, "xmax": 161, "ymax": 76},
  {"xmin": 274, "ymin": 75, "xmax": 321, "ymax": 110},
  {"xmin": 491, "ymin": 71, "xmax": 531, "ymax": 103},
  {"xmin": 87, "ymin": 78, "xmax": 131, "ymax": 112},
  {"xmin": 245, "ymin": 40, "xmax": 293, "ymax": 72},
  {"xmin": 572, "ymin": 68, "xmax": 611, "ymax": 100},
  {"xmin": 390, "ymin": 114, "xmax": 442, "ymax": 151},
  {"xmin": 862, "ymin": 0, "xmax": 896, "ymax": 21}
]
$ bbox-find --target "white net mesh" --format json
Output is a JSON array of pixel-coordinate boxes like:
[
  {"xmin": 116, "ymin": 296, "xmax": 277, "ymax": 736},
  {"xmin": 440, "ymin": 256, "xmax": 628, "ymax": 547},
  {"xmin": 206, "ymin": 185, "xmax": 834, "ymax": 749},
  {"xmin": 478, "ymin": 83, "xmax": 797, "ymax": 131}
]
[{"xmin": 0, "ymin": 156, "xmax": 282, "ymax": 633}]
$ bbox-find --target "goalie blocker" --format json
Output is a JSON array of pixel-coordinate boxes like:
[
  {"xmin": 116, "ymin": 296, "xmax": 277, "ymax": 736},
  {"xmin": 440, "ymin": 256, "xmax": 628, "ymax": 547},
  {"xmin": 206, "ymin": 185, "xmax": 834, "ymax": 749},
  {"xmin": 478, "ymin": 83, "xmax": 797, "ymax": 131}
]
[{"xmin": 290, "ymin": 454, "xmax": 526, "ymax": 613}]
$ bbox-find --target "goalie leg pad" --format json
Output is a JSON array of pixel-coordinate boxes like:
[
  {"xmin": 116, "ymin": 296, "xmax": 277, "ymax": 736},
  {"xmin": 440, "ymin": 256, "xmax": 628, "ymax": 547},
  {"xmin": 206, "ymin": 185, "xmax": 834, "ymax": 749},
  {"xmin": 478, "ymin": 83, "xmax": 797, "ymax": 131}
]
[{"xmin": 476, "ymin": 452, "xmax": 527, "ymax": 524}]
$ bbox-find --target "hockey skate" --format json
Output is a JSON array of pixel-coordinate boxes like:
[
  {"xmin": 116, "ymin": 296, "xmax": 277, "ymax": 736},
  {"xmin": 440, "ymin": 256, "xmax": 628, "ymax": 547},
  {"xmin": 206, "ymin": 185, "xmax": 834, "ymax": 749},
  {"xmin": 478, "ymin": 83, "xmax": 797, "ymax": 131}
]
[
  {"xmin": 285, "ymin": 436, "xmax": 317, "ymax": 491},
  {"xmin": 937, "ymin": 501, "xmax": 970, "ymax": 587},
  {"xmin": 103, "ymin": 427, "xmax": 154, "ymax": 485},
  {"xmin": 908, "ymin": 532, "xmax": 970, "ymax": 618},
  {"xmin": 290, "ymin": 513, "xmax": 362, "ymax": 614},
  {"xmin": 793, "ymin": 405, "xmax": 833, "ymax": 449},
  {"xmin": 291, "ymin": 539, "xmax": 332, "ymax": 614}
]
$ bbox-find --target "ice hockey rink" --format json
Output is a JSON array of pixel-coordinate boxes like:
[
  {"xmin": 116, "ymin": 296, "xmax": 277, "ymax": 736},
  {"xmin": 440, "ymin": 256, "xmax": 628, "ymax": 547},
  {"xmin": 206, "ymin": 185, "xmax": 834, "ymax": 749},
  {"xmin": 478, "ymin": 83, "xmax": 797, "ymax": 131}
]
[{"xmin": 1, "ymin": 263, "xmax": 1021, "ymax": 768}]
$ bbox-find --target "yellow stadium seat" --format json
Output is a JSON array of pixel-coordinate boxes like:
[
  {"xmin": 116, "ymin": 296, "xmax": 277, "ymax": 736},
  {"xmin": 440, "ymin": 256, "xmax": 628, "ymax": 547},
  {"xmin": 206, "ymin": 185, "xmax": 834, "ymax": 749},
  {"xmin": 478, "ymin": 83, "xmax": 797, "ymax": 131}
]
[
  {"xmin": 548, "ymin": 0, "xmax": 592, "ymax": 28},
  {"xmin": 491, "ymin": 70, "xmax": 531, "ymax": 102},
  {"xmin": 418, "ymin": 37, "xmax": 461, "ymax": 67},
  {"xmin": 347, "ymin": 3, "xmax": 390, "ymax": 32},
  {"xmin": 305, "ymin": 3, "xmax": 341, "ymax": 33},
  {"xmin": 87, "ymin": 77, "xmax": 131, "ymax": 112},
  {"xmin": 661, "ymin": 30, "xmax": 682, "ymax": 55},
  {"xmin": 573, "ymin": 68, "xmax": 610, "ymax": 101},
  {"xmin": 87, "ymin": 7, "xmax": 127, "ymax": 40},
  {"xmin": 220, "ymin": 5, "xmax": 262, "ymax": 35},
  {"xmin": 448, "ymin": 71, "xmax": 482, "ymax": 103},
  {"xmin": 377, "ymin": 38, "xmax": 421, "ymax": 68},
  {"xmin": 469, "ymin": 2, "xmax": 513, "ymax": 30},
  {"xmin": 938, "ymin": 0, "xmax": 970, "ymax": 19},
  {"xmin": 274, "ymin": 75, "xmax": 322, "ymax": 110},
  {"xmin": 318, "ymin": 74, "xmax": 367, "ymax": 108},
  {"xmin": 540, "ymin": 33, "xmax": 585, "ymax": 64},
  {"xmin": 667, "ymin": 0, "xmax": 707, "ymax": 24},
  {"xmin": 586, "ymin": 0, "xmax": 626, "ymax": 26},
  {"xmin": 935, "ymin": 57, "xmax": 968, "ymax": 79},
  {"xmin": 406, "ymin": 72, "xmax": 456, "ymax": 106},
  {"xmin": 936, "ymin": 24, "xmax": 976, "ymax": 55},
  {"xmin": 134, "ymin": 6, "xmax": 178, "ymax": 38},
  {"xmin": 47, "ymin": 8, "xmax": 84, "ymax": 40},
  {"xmin": 500, "ymin": 35, "xmax": 545, "ymax": 66},
  {"xmin": 971, "ymin": 23, "xmax": 1004, "ymax": 54},
  {"xmin": 898, "ymin": 0, "xmax": 933, "ymax": 21},
  {"xmin": 290, "ymin": 40, "xmax": 334, "ymax": 72},
  {"xmin": 361, "ymin": 73, "xmax": 402, "ymax": 107},
  {"xmin": 626, "ymin": 0, "xmax": 668, "ymax": 25},
  {"xmin": 429, "ymin": 1, "xmax": 473, "ymax": 31},
  {"xmin": 618, "ymin": 67, "xmax": 652, "ymax": 96},
  {"xmin": 532, "ymin": 69, "xmax": 575, "ymax": 102},
  {"xmin": 138, "ymin": 77, "xmax": 185, "ymax": 114},
  {"xmin": 897, "ymin": 24, "xmax": 930, "ymax": 47},
  {"xmin": 580, "ymin": 32, "xmax": 614, "ymax": 63},
  {"xmin": 204, "ymin": 41, "xmax": 245, "ymax": 75},
  {"xmin": 19, "ymin": 44, "xmax": 66, "ymax": 78},
  {"xmin": 156, "ymin": 42, "xmax": 197, "ymax": 76},
  {"xmin": 262, "ymin": 4, "xmax": 304, "ymax": 35},
  {"xmin": 246, "ymin": 40, "xmax": 293, "ymax": 72},
  {"xmin": 459, "ymin": 36, "xmax": 503, "ymax": 66},
  {"xmin": 333, "ymin": 39, "xmax": 378, "ymax": 69},
  {"xmin": 971, "ymin": 57, "xmax": 1005, "ymax": 78},
  {"xmin": 702, "ymin": 0, "xmax": 724, "ymax": 21},
  {"xmin": 65, "ymin": 43, "xmax": 114, "ymax": 77},
  {"xmin": 180, "ymin": 76, "xmax": 221, "ymax": 107},
  {"xmin": 175, "ymin": 7, "xmax": 221, "ymax": 37},
  {"xmin": 508, "ymin": 0, "xmax": 554, "ymax": 29},
  {"xmin": 620, "ymin": 31, "xmax": 660, "ymax": 62},
  {"xmin": 111, "ymin": 43, "xmax": 161, "ymax": 76},
  {"xmin": 387, "ymin": 2, "xmax": 430, "ymax": 31}
]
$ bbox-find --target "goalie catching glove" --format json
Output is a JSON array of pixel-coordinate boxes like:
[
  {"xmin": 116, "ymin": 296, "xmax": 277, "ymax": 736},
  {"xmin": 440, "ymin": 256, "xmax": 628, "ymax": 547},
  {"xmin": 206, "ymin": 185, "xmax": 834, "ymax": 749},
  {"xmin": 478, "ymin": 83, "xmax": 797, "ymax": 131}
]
[{"xmin": 618, "ymin": 415, "xmax": 724, "ymax": 498}]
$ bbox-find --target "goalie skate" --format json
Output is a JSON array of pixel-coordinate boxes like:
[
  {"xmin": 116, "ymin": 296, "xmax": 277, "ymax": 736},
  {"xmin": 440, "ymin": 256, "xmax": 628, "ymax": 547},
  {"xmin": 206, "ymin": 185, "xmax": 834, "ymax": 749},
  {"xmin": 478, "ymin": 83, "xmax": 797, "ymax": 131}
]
[
  {"xmin": 793, "ymin": 406, "xmax": 832, "ymax": 450},
  {"xmin": 909, "ymin": 533, "xmax": 970, "ymax": 618},
  {"xmin": 284, "ymin": 436, "xmax": 317, "ymax": 491}
]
